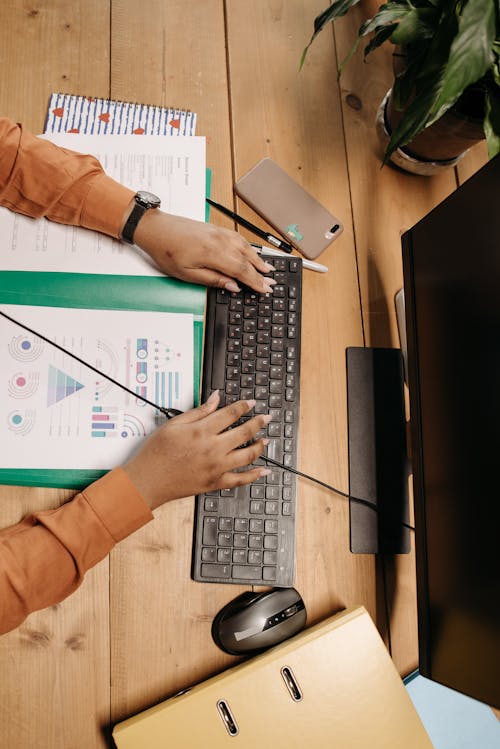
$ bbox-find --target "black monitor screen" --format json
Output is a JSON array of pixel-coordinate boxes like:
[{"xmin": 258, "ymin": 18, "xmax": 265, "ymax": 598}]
[{"xmin": 402, "ymin": 155, "xmax": 500, "ymax": 709}]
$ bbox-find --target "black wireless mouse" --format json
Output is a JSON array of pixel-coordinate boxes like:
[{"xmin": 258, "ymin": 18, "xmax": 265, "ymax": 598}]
[{"xmin": 212, "ymin": 587, "xmax": 307, "ymax": 655}]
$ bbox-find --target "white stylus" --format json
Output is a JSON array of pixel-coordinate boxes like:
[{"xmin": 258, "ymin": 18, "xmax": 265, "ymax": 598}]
[{"xmin": 250, "ymin": 243, "xmax": 328, "ymax": 273}]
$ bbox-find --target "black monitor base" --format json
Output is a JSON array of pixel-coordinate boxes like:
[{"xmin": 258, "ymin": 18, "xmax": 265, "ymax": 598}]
[{"xmin": 346, "ymin": 347, "xmax": 410, "ymax": 554}]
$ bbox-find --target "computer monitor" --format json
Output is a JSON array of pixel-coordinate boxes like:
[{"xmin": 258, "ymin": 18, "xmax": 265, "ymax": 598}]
[{"xmin": 402, "ymin": 154, "xmax": 500, "ymax": 709}]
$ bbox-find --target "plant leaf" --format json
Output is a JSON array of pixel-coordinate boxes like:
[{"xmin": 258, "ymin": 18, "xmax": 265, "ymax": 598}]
[
  {"xmin": 313, "ymin": 0, "xmax": 362, "ymax": 34},
  {"xmin": 389, "ymin": 7, "xmax": 439, "ymax": 45},
  {"xmin": 427, "ymin": 0, "xmax": 496, "ymax": 126},
  {"xmin": 491, "ymin": 42, "xmax": 500, "ymax": 86},
  {"xmin": 392, "ymin": 42, "xmax": 431, "ymax": 107},
  {"xmin": 363, "ymin": 24, "xmax": 398, "ymax": 59},
  {"xmin": 358, "ymin": 0, "xmax": 411, "ymax": 37},
  {"xmin": 300, "ymin": 0, "xmax": 362, "ymax": 70},
  {"xmin": 484, "ymin": 87, "xmax": 500, "ymax": 158},
  {"xmin": 382, "ymin": 3, "xmax": 459, "ymax": 161}
]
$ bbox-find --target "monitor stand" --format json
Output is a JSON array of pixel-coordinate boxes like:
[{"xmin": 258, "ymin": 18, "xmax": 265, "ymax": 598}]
[{"xmin": 346, "ymin": 345, "xmax": 410, "ymax": 554}]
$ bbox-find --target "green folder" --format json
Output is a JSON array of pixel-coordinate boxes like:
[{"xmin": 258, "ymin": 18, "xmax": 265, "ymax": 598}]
[
  {"xmin": 0, "ymin": 170, "xmax": 213, "ymax": 490},
  {"xmin": 0, "ymin": 271, "xmax": 206, "ymax": 489}
]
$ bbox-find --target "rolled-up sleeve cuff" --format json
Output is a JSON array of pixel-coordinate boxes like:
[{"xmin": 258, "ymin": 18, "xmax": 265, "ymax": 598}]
[
  {"xmin": 80, "ymin": 173, "xmax": 135, "ymax": 239},
  {"xmin": 81, "ymin": 467, "xmax": 153, "ymax": 542}
]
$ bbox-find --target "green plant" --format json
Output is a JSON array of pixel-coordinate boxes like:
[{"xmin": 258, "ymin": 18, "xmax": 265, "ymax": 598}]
[{"xmin": 301, "ymin": 0, "xmax": 500, "ymax": 163}]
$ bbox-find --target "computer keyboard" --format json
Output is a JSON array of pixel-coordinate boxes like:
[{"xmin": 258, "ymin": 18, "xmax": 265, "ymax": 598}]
[{"xmin": 191, "ymin": 254, "xmax": 302, "ymax": 587}]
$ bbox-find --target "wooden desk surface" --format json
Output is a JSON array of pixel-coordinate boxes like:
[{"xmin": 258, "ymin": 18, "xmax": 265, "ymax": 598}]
[{"xmin": 0, "ymin": 1, "xmax": 487, "ymax": 747}]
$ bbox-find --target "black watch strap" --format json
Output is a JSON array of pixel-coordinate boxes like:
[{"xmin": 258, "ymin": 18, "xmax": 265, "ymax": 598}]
[{"xmin": 121, "ymin": 191, "xmax": 161, "ymax": 244}]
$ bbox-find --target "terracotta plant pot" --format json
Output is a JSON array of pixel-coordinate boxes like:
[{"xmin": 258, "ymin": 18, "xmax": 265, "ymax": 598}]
[{"xmin": 376, "ymin": 51, "xmax": 486, "ymax": 175}]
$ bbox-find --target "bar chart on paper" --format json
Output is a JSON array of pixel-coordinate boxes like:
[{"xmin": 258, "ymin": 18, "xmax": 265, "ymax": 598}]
[{"xmin": 0, "ymin": 305, "xmax": 194, "ymax": 471}]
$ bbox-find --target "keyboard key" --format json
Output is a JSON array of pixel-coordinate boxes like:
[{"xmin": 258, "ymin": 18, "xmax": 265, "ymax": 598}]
[
  {"xmin": 202, "ymin": 547, "xmax": 216, "ymax": 562},
  {"xmin": 263, "ymin": 550, "xmax": 277, "ymax": 565},
  {"xmin": 201, "ymin": 563, "xmax": 231, "ymax": 578},
  {"xmin": 263, "ymin": 567, "xmax": 277, "ymax": 581},
  {"xmin": 250, "ymin": 500, "xmax": 265, "ymax": 514},
  {"xmin": 232, "ymin": 565, "xmax": 263, "ymax": 581},
  {"xmin": 234, "ymin": 533, "xmax": 248, "ymax": 548},
  {"xmin": 264, "ymin": 535, "xmax": 278, "ymax": 550},
  {"xmin": 248, "ymin": 550, "xmax": 263, "ymax": 564},
  {"xmin": 202, "ymin": 517, "xmax": 217, "ymax": 545},
  {"xmin": 204, "ymin": 497, "xmax": 219, "ymax": 511},
  {"xmin": 265, "ymin": 519, "xmax": 279, "ymax": 533},
  {"xmin": 218, "ymin": 532, "xmax": 233, "ymax": 547},
  {"xmin": 218, "ymin": 548, "xmax": 231, "ymax": 563},
  {"xmin": 265, "ymin": 500, "xmax": 279, "ymax": 514},
  {"xmin": 249, "ymin": 518, "xmax": 264, "ymax": 533},
  {"xmin": 249, "ymin": 534, "xmax": 263, "ymax": 548}
]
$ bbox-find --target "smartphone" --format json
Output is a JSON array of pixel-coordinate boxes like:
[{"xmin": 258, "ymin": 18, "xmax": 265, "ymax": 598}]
[{"xmin": 235, "ymin": 157, "xmax": 343, "ymax": 260}]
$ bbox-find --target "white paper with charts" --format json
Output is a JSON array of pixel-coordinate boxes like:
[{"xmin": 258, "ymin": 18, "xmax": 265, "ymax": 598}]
[
  {"xmin": 0, "ymin": 133, "xmax": 206, "ymax": 276},
  {"xmin": 0, "ymin": 305, "xmax": 194, "ymax": 470}
]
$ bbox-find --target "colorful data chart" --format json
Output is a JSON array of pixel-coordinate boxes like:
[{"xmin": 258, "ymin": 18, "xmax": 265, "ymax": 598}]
[
  {"xmin": 47, "ymin": 364, "xmax": 84, "ymax": 406},
  {"xmin": 9, "ymin": 334, "xmax": 43, "ymax": 362},
  {"xmin": 121, "ymin": 413, "xmax": 146, "ymax": 438},
  {"xmin": 154, "ymin": 371, "xmax": 180, "ymax": 408},
  {"xmin": 8, "ymin": 372, "xmax": 40, "ymax": 399},
  {"xmin": 91, "ymin": 406, "xmax": 119, "ymax": 438},
  {"xmin": 8, "ymin": 409, "xmax": 36, "ymax": 436}
]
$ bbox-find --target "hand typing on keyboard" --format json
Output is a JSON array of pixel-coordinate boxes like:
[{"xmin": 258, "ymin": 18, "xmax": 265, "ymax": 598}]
[
  {"xmin": 123, "ymin": 390, "xmax": 271, "ymax": 510},
  {"xmin": 134, "ymin": 211, "xmax": 277, "ymax": 295}
]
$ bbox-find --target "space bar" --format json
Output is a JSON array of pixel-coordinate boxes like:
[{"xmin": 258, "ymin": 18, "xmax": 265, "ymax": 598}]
[{"xmin": 211, "ymin": 303, "xmax": 228, "ymax": 391}]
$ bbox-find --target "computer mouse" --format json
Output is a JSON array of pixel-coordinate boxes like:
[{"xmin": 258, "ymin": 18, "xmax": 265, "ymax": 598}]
[{"xmin": 212, "ymin": 587, "xmax": 307, "ymax": 655}]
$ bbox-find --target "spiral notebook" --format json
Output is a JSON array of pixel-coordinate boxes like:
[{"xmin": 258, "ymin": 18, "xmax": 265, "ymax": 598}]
[{"xmin": 45, "ymin": 92, "xmax": 197, "ymax": 136}]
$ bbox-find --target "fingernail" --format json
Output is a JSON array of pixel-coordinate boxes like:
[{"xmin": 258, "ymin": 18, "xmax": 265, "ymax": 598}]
[
  {"xmin": 266, "ymin": 278, "xmax": 278, "ymax": 286},
  {"xmin": 262, "ymin": 414, "xmax": 272, "ymax": 424},
  {"xmin": 262, "ymin": 438, "xmax": 270, "ymax": 446},
  {"xmin": 246, "ymin": 399, "xmax": 256, "ymax": 409},
  {"xmin": 207, "ymin": 389, "xmax": 219, "ymax": 403},
  {"xmin": 224, "ymin": 281, "xmax": 240, "ymax": 292},
  {"xmin": 263, "ymin": 262, "xmax": 276, "ymax": 271},
  {"xmin": 259, "ymin": 468, "xmax": 272, "ymax": 477}
]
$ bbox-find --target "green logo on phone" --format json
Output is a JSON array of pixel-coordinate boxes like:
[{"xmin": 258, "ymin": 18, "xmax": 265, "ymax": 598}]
[{"xmin": 286, "ymin": 224, "xmax": 303, "ymax": 242}]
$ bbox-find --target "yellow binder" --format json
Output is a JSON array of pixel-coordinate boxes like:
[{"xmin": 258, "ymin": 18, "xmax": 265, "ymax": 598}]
[{"xmin": 113, "ymin": 606, "xmax": 433, "ymax": 748}]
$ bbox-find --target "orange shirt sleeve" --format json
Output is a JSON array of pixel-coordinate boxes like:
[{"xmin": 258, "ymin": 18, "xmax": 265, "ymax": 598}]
[
  {"xmin": 0, "ymin": 117, "xmax": 134, "ymax": 237},
  {"xmin": 0, "ymin": 468, "xmax": 153, "ymax": 635}
]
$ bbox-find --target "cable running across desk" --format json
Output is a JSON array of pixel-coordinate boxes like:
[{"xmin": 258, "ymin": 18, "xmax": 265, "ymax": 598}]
[{"xmin": 0, "ymin": 308, "xmax": 414, "ymax": 533}]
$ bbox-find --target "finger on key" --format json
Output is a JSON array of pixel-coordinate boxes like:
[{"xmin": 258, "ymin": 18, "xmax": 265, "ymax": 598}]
[
  {"xmin": 206, "ymin": 399, "xmax": 256, "ymax": 434},
  {"xmin": 222, "ymin": 414, "xmax": 272, "ymax": 450},
  {"xmin": 218, "ymin": 464, "xmax": 271, "ymax": 489},
  {"xmin": 225, "ymin": 438, "xmax": 268, "ymax": 470}
]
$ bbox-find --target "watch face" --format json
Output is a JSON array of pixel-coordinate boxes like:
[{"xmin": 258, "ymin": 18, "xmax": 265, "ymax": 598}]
[{"xmin": 136, "ymin": 191, "xmax": 161, "ymax": 209}]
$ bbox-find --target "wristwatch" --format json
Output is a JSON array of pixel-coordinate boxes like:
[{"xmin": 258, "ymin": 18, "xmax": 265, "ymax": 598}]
[{"xmin": 121, "ymin": 190, "xmax": 161, "ymax": 244}]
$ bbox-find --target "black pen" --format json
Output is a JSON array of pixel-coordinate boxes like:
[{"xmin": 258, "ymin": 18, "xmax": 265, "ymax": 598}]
[{"xmin": 206, "ymin": 197, "xmax": 293, "ymax": 254}]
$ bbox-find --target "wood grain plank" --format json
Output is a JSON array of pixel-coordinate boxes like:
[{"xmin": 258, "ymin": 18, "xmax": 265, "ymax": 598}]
[
  {"xmin": 0, "ymin": 2, "xmax": 111, "ymax": 747},
  {"xmin": 331, "ymin": 0, "xmax": 461, "ymax": 675},
  {"xmin": 226, "ymin": 0, "xmax": 380, "ymax": 634},
  {"xmin": 108, "ymin": 0, "xmax": 246, "ymax": 724},
  {"xmin": 0, "ymin": 0, "xmax": 111, "ymax": 131},
  {"xmin": 457, "ymin": 140, "xmax": 489, "ymax": 183}
]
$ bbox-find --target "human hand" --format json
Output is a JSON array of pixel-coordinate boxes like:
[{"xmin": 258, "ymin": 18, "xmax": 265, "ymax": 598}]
[
  {"xmin": 133, "ymin": 209, "xmax": 277, "ymax": 294},
  {"xmin": 122, "ymin": 391, "xmax": 271, "ymax": 510}
]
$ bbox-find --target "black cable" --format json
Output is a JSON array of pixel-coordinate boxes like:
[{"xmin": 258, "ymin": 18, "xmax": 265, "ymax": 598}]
[
  {"xmin": 1, "ymin": 308, "xmax": 415, "ymax": 532},
  {"xmin": 0, "ymin": 309, "xmax": 182, "ymax": 420},
  {"xmin": 263, "ymin": 455, "xmax": 415, "ymax": 532}
]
